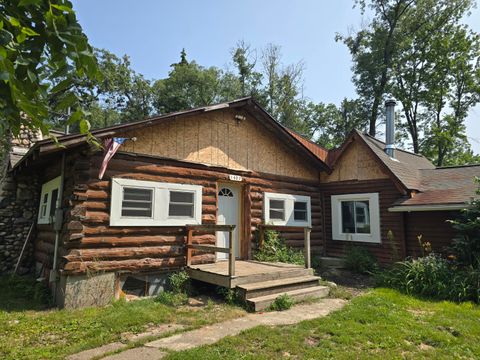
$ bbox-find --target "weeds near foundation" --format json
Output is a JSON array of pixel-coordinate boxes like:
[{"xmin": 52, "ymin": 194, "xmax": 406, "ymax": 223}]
[{"xmin": 269, "ymin": 294, "xmax": 294, "ymax": 311}]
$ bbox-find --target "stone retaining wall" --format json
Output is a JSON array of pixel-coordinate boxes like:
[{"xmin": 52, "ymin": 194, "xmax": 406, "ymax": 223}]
[{"xmin": 0, "ymin": 126, "xmax": 42, "ymax": 274}]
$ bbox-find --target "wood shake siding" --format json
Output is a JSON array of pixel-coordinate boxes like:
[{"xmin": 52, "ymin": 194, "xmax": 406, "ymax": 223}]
[
  {"xmin": 60, "ymin": 152, "xmax": 322, "ymax": 275},
  {"xmin": 321, "ymin": 179, "xmax": 406, "ymax": 264}
]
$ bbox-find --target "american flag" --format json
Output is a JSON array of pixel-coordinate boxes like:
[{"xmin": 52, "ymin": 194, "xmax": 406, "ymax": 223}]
[{"xmin": 98, "ymin": 137, "xmax": 128, "ymax": 180}]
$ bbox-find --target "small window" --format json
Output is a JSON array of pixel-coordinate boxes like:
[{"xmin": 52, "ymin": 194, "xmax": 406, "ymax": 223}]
[
  {"xmin": 169, "ymin": 191, "xmax": 194, "ymax": 218},
  {"xmin": 269, "ymin": 199, "xmax": 285, "ymax": 220},
  {"xmin": 219, "ymin": 188, "xmax": 234, "ymax": 197},
  {"xmin": 121, "ymin": 187, "xmax": 153, "ymax": 218},
  {"xmin": 37, "ymin": 176, "xmax": 61, "ymax": 224},
  {"xmin": 264, "ymin": 192, "xmax": 311, "ymax": 226},
  {"xmin": 49, "ymin": 189, "xmax": 59, "ymax": 217},
  {"xmin": 110, "ymin": 178, "xmax": 202, "ymax": 226},
  {"xmin": 341, "ymin": 200, "xmax": 370, "ymax": 234},
  {"xmin": 40, "ymin": 193, "xmax": 48, "ymax": 217},
  {"xmin": 331, "ymin": 193, "xmax": 380, "ymax": 243},
  {"xmin": 294, "ymin": 201, "xmax": 308, "ymax": 221}
]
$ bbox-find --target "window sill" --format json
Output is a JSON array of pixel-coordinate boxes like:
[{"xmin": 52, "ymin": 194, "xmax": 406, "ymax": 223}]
[{"xmin": 333, "ymin": 235, "xmax": 381, "ymax": 244}]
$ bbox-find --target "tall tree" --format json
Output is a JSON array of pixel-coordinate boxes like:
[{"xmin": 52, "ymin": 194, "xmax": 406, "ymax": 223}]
[
  {"xmin": 152, "ymin": 50, "xmax": 224, "ymax": 114},
  {"xmin": 305, "ymin": 98, "xmax": 369, "ymax": 148},
  {"xmin": 231, "ymin": 41, "xmax": 262, "ymax": 98},
  {"xmin": 338, "ymin": 0, "xmax": 416, "ymax": 136}
]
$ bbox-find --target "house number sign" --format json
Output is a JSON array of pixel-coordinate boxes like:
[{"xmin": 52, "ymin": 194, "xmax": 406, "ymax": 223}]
[{"xmin": 228, "ymin": 174, "xmax": 242, "ymax": 182}]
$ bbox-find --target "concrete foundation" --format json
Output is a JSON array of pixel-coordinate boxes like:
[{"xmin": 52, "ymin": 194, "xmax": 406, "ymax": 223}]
[{"xmin": 58, "ymin": 272, "xmax": 116, "ymax": 309}]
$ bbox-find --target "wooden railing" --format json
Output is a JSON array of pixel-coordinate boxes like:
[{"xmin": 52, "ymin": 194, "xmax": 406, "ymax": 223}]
[
  {"xmin": 258, "ymin": 225, "xmax": 312, "ymax": 269},
  {"xmin": 185, "ymin": 224, "xmax": 236, "ymax": 277}
]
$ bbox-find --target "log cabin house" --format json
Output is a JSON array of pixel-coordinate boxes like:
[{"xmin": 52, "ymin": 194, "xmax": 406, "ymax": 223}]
[{"xmin": 3, "ymin": 97, "xmax": 479, "ymax": 309}]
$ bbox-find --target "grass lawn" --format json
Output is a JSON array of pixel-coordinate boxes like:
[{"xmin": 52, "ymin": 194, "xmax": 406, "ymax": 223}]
[
  {"xmin": 165, "ymin": 288, "xmax": 480, "ymax": 359},
  {"xmin": 0, "ymin": 276, "xmax": 246, "ymax": 360}
]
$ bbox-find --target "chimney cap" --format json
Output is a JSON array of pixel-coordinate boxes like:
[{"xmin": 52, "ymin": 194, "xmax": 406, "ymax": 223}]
[{"xmin": 385, "ymin": 99, "xmax": 396, "ymax": 107}]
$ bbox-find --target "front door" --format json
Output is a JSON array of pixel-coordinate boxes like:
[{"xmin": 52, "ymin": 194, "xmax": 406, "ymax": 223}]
[{"xmin": 217, "ymin": 184, "xmax": 241, "ymax": 260}]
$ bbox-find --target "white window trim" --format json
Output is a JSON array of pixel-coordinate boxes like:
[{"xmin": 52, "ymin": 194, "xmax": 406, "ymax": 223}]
[
  {"xmin": 331, "ymin": 193, "xmax": 381, "ymax": 244},
  {"xmin": 37, "ymin": 176, "xmax": 61, "ymax": 224},
  {"xmin": 110, "ymin": 178, "xmax": 202, "ymax": 226},
  {"xmin": 264, "ymin": 192, "xmax": 311, "ymax": 227}
]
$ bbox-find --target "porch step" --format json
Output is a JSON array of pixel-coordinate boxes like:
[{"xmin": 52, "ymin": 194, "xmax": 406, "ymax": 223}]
[
  {"xmin": 232, "ymin": 267, "xmax": 314, "ymax": 286},
  {"xmin": 246, "ymin": 285, "xmax": 330, "ymax": 312},
  {"xmin": 237, "ymin": 275, "xmax": 321, "ymax": 299}
]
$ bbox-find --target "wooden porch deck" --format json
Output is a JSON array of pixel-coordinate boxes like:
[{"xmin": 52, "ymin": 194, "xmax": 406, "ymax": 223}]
[{"xmin": 186, "ymin": 260, "xmax": 312, "ymax": 288}]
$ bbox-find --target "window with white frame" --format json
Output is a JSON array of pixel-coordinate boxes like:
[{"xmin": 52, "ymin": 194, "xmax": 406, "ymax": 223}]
[
  {"xmin": 110, "ymin": 178, "xmax": 202, "ymax": 226},
  {"xmin": 331, "ymin": 193, "xmax": 380, "ymax": 243},
  {"xmin": 37, "ymin": 176, "xmax": 61, "ymax": 224},
  {"xmin": 264, "ymin": 192, "xmax": 311, "ymax": 226}
]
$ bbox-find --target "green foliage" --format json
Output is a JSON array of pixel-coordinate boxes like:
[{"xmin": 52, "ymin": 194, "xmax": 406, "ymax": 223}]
[
  {"xmin": 254, "ymin": 229, "xmax": 305, "ymax": 265},
  {"xmin": 377, "ymin": 254, "xmax": 480, "ymax": 303},
  {"xmin": 169, "ymin": 271, "xmax": 191, "ymax": 295},
  {"xmin": 216, "ymin": 287, "xmax": 242, "ymax": 306},
  {"xmin": 269, "ymin": 293, "xmax": 294, "ymax": 311},
  {"xmin": 338, "ymin": 0, "xmax": 479, "ymax": 165},
  {"xmin": 344, "ymin": 246, "xmax": 378, "ymax": 274},
  {"xmin": 0, "ymin": 275, "xmax": 246, "ymax": 360},
  {"xmin": 165, "ymin": 288, "xmax": 480, "ymax": 359},
  {"xmin": 155, "ymin": 291, "xmax": 188, "ymax": 307},
  {"xmin": 448, "ymin": 178, "xmax": 480, "ymax": 268},
  {"xmin": 0, "ymin": 0, "xmax": 100, "ymax": 141},
  {"xmin": 0, "ymin": 275, "xmax": 51, "ymax": 311}
]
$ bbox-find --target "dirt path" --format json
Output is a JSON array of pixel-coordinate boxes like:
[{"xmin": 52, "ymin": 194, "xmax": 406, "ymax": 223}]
[{"xmin": 79, "ymin": 298, "xmax": 347, "ymax": 360}]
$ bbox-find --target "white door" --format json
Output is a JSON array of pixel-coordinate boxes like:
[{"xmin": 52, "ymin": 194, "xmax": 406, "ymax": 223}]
[{"xmin": 217, "ymin": 184, "xmax": 241, "ymax": 260}]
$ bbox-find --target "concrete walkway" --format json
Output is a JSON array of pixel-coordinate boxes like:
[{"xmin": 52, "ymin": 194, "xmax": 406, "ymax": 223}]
[{"xmin": 71, "ymin": 298, "xmax": 347, "ymax": 360}]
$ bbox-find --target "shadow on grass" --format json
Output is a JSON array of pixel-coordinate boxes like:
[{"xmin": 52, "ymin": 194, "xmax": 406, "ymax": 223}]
[{"xmin": 0, "ymin": 275, "xmax": 52, "ymax": 312}]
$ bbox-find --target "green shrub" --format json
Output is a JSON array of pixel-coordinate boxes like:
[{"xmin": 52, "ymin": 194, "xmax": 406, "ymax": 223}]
[
  {"xmin": 377, "ymin": 254, "xmax": 480, "ymax": 303},
  {"xmin": 269, "ymin": 294, "xmax": 294, "ymax": 311},
  {"xmin": 155, "ymin": 291, "xmax": 188, "ymax": 306},
  {"xmin": 254, "ymin": 229, "xmax": 305, "ymax": 265},
  {"xmin": 216, "ymin": 287, "xmax": 242, "ymax": 306},
  {"xmin": 447, "ymin": 178, "xmax": 480, "ymax": 268},
  {"xmin": 169, "ymin": 271, "xmax": 190, "ymax": 294},
  {"xmin": 344, "ymin": 246, "xmax": 378, "ymax": 274}
]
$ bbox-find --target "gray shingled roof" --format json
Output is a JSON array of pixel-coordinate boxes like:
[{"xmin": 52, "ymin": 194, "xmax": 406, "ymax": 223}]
[{"xmin": 356, "ymin": 130, "xmax": 435, "ymax": 191}]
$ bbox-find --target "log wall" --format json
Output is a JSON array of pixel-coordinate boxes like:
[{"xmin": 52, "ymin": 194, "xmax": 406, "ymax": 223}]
[
  {"xmin": 404, "ymin": 211, "xmax": 457, "ymax": 257},
  {"xmin": 321, "ymin": 179, "xmax": 406, "ymax": 264},
  {"xmin": 60, "ymin": 150, "xmax": 322, "ymax": 275}
]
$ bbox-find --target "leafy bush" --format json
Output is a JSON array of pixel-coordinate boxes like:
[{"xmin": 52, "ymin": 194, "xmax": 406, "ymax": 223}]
[
  {"xmin": 254, "ymin": 229, "xmax": 305, "ymax": 265},
  {"xmin": 269, "ymin": 294, "xmax": 294, "ymax": 311},
  {"xmin": 169, "ymin": 271, "xmax": 191, "ymax": 294},
  {"xmin": 344, "ymin": 246, "xmax": 378, "ymax": 274},
  {"xmin": 216, "ymin": 287, "xmax": 242, "ymax": 306},
  {"xmin": 448, "ymin": 177, "xmax": 480, "ymax": 268},
  {"xmin": 155, "ymin": 291, "xmax": 188, "ymax": 306},
  {"xmin": 377, "ymin": 254, "xmax": 480, "ymax": 303}
]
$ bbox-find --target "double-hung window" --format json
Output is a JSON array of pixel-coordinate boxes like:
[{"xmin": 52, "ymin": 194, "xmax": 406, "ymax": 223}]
[
  {"xmin": 37, "ymin": 176, "xmax": 61, "ymax": 224},
  {"xmin": 264, "ymin": 192, "xmax": 311, "ymax": 226},
  {"xmin": 110, "ymin": 178, "xmax": 202, "ymax": 226},
  {"xmin": 331, "ymin": 193, "xmax": 380, "ymax": 243}
]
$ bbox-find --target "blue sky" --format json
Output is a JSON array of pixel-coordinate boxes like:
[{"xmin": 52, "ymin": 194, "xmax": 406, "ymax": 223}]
[{"xmin": 72, "ymin": 0, "xmax": 480, "ymax": 153}]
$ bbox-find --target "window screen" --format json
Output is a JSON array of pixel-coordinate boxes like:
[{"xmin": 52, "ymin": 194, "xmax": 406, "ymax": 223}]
[
  {"xmin": 169, "ymin": 191, "xmax": 194, "ymax": 217},
  {"xmin": 269, "ymin": 199, "xmax": 285, "ymax": 220},
  {"xmin": 49, "ymin": 188, "xmax": 58, "ymax": 217},
  {"xmin": 294, "ymin": 201, "xmax": 307, "ymax": 221},
  {"xmin": 341, "ymin": 200, "xmax": 370, "ymax": 234},
  {"xmin": 121, "ymin": 187, "xmax": 153, "ymax": 217}
]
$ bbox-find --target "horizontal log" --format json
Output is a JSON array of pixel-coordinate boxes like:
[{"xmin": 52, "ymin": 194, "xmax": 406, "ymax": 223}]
[
  {"xmin": 64, "ymin": 246, "xmax": 183, "ymax": 262},
  {"xmin": 63, "ymin": 256, "xmax": 185, "ymax": 274},
  {"xmin": 83, "ymin": 225, "xmax": 186, "ymax": 236},
  {"xmin": 65, "ymin": 234, "xmax": 215, "ymax": 248}
]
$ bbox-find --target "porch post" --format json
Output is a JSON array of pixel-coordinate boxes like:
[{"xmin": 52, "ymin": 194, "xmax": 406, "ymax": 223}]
[
  {"xmin": 186, "ymin": 228, "xmax": 193, "ymax": 267},
  {"xmin": 228, "ymin": 226, "xmax": 235, "ymax": 277},
  {"xmin": 304, "ymin": 227, "xmax": 311, "ymax": 269}
]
